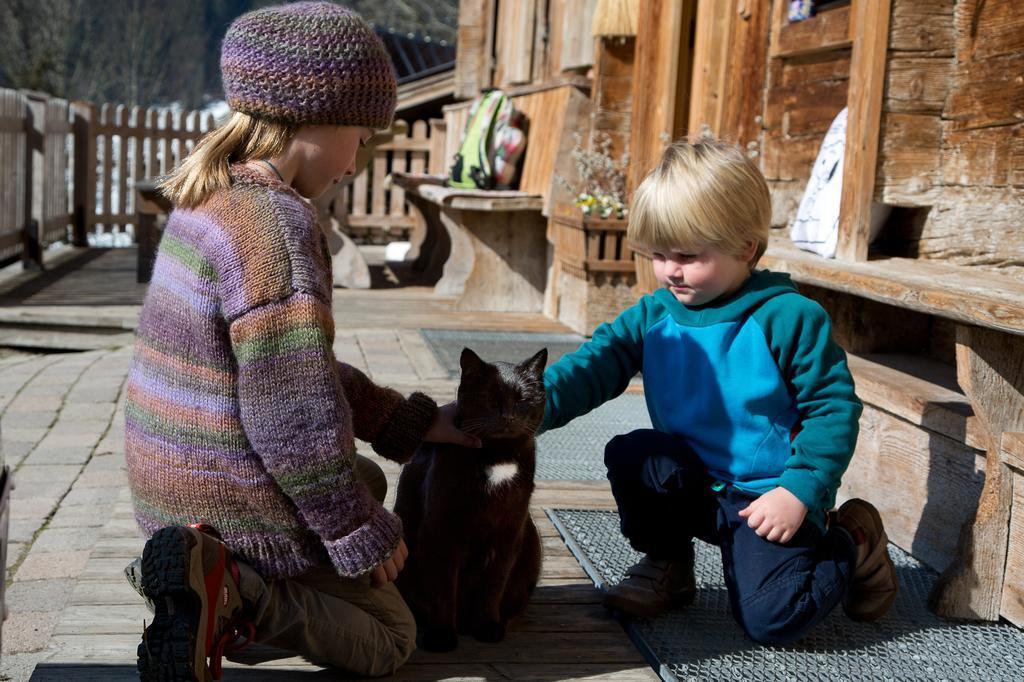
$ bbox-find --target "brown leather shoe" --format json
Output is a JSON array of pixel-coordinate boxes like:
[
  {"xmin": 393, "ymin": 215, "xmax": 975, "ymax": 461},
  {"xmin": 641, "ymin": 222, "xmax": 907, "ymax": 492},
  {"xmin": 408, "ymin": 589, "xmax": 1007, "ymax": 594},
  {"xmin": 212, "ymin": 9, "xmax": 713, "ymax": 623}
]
[
  {"xmin": 602, "ymin": 554, "xmax": 696, "ymax": 618},
  {"xmin": 837, "ymin": 499, "xmax": 899, "ymax": 621}
]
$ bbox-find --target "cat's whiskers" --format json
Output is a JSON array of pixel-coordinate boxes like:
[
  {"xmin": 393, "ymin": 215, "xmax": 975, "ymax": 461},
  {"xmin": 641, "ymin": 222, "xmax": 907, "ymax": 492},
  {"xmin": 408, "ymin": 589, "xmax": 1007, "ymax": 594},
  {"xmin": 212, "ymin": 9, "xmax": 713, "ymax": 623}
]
[{"xmin": 458, "ymin": 417, "xmax": 493, "ymax": 435}]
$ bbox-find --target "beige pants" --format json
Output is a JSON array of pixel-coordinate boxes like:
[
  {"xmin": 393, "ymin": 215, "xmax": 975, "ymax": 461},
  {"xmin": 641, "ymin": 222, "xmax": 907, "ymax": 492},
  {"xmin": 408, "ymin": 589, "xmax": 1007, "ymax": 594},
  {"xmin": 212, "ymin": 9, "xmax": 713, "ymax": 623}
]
[{"xmin": 237, "ymin": 455, "xmax": 416, "ymax": 677}]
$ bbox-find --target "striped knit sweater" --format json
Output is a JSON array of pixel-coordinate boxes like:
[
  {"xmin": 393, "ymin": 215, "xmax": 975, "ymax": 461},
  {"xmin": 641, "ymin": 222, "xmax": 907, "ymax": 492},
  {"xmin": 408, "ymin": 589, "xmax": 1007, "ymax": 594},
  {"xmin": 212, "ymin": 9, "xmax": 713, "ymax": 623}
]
[{"xmin": 125, "ymin": 164, "xmax": 437, "ymax": 580}]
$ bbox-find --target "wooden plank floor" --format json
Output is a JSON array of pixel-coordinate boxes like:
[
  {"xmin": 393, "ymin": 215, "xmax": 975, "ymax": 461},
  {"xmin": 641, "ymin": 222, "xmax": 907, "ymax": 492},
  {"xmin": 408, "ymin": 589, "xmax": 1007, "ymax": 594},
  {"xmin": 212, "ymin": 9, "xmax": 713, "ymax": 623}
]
[
  {"xmin": 16, "ymin": 248, "xmax": 658, "ymax": 680},
  {"xmin": 37, "ymin": 478, "xmax": 655, "ymax": 681}
]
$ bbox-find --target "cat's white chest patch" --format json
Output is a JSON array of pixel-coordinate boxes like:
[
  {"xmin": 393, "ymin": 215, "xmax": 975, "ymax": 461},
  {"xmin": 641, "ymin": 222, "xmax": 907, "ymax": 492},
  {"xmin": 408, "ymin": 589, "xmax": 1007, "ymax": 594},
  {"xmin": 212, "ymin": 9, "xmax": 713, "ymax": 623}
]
[{"xmin": 485, "ymin": 462, "xmax": 519, "ymax": 490}]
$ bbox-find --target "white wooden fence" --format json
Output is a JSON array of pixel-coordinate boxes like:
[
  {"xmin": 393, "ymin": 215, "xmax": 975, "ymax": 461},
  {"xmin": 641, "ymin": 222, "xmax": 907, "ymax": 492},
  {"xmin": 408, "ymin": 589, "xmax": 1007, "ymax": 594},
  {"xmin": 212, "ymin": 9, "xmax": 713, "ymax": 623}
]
[
  {"xmin": 0, "ymin": 86, "xmax": 437, "ymax": 268},
  {"xmin": 332, "ymin": 119, "xmax": 436, "ymax": 243},
  {"xmin": 72, "ymin": 102, "xmax": 216, "ymax": 237}
]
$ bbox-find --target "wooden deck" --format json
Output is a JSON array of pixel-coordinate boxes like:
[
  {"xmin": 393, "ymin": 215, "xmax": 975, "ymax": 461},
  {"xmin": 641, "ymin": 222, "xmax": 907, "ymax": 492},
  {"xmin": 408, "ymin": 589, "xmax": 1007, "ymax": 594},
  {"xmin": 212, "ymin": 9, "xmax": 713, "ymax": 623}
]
[
  {"xmin": 35, "ymin": 480, "xmax": 655, "ymax": 681},
  {"xmin": 4, "ymin": 247, "xmax": 658, "ymax": 681}
]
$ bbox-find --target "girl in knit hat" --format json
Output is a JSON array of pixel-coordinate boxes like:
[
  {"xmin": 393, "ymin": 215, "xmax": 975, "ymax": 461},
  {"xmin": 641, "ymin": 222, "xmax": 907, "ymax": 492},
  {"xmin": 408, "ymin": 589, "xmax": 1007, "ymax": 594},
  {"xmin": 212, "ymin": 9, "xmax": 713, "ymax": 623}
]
[{"xmin": 125, "ymin": 3, "xmax": 479, "ymax": 679}]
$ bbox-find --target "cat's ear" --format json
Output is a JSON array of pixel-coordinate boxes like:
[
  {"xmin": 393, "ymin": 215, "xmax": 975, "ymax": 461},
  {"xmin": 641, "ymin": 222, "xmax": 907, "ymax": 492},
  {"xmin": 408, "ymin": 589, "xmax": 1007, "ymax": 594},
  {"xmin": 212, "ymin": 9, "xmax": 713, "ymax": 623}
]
[
  {"xmin": 519, "ymin": 348, "xmax": 548, "ymax": 377},
  {"xmin": 460, "ymin": 347, "xmax": 485, "ymax": 374}
]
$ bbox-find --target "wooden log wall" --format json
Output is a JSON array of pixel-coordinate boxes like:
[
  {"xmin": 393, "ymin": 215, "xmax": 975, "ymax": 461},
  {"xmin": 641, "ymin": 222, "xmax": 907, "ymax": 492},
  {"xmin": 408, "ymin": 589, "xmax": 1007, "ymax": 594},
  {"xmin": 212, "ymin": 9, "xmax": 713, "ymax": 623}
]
[
  {"xmin": 759, "ymin": 0, "xmax": 1022, "ymax": 275},
  {"xmin": 455, "ymin": 0, "xmax": 599, "ymax": 97},
  {"xmin": 591, "ymin": 37, "xmax": 635, "ymax": 167},
  {"xmin": 0, "ymin": 89, "xmax": 72, "ymax": 267},
  {"xmin": 877, "ymin": 0, "xmax": 1023, "ymax": 275},
  {"xmin": 762, "ymin": 2, "xmax": 853, "ymax": 230}
]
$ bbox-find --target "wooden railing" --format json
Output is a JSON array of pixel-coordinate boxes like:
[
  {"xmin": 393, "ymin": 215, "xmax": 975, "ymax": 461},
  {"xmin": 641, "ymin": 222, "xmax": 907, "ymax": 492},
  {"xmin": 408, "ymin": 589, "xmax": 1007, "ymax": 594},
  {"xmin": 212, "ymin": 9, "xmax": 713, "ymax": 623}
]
[
  {"xmin": 72, "ymin": 102, "xmax": 215, "ymax": 238},
  {"xmin": 0, "ymin": 85, "xmax": 436, "ymax": 268},
  {"xmin": 0, "ymin": 90, "xmax": 72, "ymax": 266},
  {"xmin": 330, "ymin": 119, "xmax": 435, "ymax": 243}
]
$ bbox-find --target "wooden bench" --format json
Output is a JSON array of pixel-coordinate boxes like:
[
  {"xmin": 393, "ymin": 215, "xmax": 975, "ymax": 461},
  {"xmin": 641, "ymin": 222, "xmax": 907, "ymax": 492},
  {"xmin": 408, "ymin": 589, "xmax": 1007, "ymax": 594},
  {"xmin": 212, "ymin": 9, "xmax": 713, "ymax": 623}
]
[
  {"xmin": 392, "ymin": 82, "xmax": 589, "ymax": 312},
  {"xmin": 391, "ymin": 174, "xmax": 548, "ymax": 311},
  {"xmin": 759, "ymin": 236, "xmax": 1024, "ymax": 625}
]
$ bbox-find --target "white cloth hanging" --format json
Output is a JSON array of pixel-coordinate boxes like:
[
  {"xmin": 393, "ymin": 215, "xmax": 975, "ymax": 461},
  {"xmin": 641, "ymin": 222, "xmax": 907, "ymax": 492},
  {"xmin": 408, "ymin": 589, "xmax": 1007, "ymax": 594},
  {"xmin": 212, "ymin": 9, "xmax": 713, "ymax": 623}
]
[
  {"xmin": 790, "ymin": 108, "xmax": 848, "ymax": 258},
  {"xmin": 790, "ymin": 107, "xmax": 890, "ymax": 258}
]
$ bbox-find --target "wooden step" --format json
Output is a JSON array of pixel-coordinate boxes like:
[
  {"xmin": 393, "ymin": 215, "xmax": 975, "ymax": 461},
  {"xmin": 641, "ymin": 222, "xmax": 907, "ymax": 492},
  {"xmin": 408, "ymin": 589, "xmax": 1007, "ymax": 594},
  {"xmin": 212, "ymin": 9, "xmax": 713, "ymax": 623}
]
[
  {"xmin": 0, "ymin": 322, "xmax": 134, "ymax": 351},
  {"xmin": 841, "ymin": 351, "xmax": 986, "ymax": 575}
]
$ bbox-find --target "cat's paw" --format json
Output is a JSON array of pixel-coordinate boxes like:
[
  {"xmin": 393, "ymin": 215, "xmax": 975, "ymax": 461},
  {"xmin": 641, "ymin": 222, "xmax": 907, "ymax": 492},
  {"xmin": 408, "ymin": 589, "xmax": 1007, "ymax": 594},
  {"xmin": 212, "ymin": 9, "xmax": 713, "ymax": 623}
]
[
  {"xmin": 420, "ymin": 627, "xmax": 459, "ymax": 652},
  {"xmin": 471, "ymin": 619, "xmax": 507, "ymax": 643}
]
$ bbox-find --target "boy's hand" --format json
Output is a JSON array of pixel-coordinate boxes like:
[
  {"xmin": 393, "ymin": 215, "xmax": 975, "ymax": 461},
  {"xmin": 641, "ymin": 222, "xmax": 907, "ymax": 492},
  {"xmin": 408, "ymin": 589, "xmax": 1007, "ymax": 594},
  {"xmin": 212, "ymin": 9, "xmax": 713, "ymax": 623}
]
[
  {"xmin": 423, "ymin": 401, "xmax": 483, "ymax": 448},
  {"xmin": 370, "ymin": 537, "xmax": 408, "ymax": 588},
  {"xmin": 738, "ymin": 487, "xmax": 807, "ymax": 544}
]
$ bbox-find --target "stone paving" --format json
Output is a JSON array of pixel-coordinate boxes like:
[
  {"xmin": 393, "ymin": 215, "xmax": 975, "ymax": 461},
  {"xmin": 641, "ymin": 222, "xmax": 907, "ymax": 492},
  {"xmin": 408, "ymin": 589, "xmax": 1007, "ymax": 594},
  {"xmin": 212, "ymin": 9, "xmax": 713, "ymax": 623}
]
[
  {"xmin": 0, "ymin": 328, "xmax": 463, "ymax": 681},
  {"xmin": 1, "ymin": 347, "xmax": 133, "ymax": 680}
]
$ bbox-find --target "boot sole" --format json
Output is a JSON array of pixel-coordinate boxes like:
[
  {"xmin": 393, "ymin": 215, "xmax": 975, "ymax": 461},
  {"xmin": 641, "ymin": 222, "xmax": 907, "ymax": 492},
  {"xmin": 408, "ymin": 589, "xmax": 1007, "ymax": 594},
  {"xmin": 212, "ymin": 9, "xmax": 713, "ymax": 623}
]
[
  {"xmin": 138, "ymin": 527, "xmax": 210, "ymax": 682},
  {"xmin": 843, "ymin": 502, "xmax": 899, "ymax": 622}
]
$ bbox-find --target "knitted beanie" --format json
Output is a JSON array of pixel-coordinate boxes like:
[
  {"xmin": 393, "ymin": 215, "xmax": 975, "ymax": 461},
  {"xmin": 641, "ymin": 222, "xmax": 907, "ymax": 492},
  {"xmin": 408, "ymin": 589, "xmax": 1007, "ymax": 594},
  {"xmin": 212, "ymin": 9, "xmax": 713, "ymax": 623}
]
[{"xmin": 220, "ymin": 1, "xmax": 396, "ymax": 129}]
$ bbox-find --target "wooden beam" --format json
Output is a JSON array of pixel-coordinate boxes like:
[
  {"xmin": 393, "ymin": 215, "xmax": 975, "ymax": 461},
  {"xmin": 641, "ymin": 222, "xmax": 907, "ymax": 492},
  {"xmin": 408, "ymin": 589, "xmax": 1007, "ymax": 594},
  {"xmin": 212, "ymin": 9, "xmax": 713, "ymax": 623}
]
[
  {"xmin": 627, "ymin": 0, "xmax": 694, "ymax": 193},
  {"xmin": 930, "ymin": 326, "xmax": 1024, "ymax": 620},
  {"xmin": 1002, "ymin": 431, "xmax": 1024, "ymax": 627},
  {"xmin": 720, "ymin": 0, "xmax": 771, "ymax": 148},
  {"xmin": 760, "ymin": 237, "xmax": 1024, "ymax": 336},
  {"xmin": 836, "ymin": 0, "xmax": 892, "ymax": 262},
  {"xmin": 846, "ymin": 353, "xmax": 982, "ymax": 451},
  {"xmin": 71, "ymin": 101, "xmax": 96, "ymax": 247},
  {"xmin": 687, "ymin": 0, "xmax": 733, "ymax": 139},
  {"xmin": 1003, "ymin": 449, "xmax": 1024, "ymax": 627},
  {"xmin": 454, "ymin": 0, "xmax": 496, "ymax": 99},
  {"xmin": 770, "ymin": 4, "xmax": 852, "ymax": 58},
  {"xmin": 1004, "ymin": 432, "xmax": 1024, "ymax": 473}
]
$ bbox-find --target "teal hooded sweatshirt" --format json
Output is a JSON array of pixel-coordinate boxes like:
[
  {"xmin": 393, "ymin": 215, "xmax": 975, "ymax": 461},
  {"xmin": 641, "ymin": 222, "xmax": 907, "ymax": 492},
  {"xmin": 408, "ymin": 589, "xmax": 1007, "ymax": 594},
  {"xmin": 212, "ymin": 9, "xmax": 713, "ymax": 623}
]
[{"xmin": 541, "ymin": 270, "xmax": 863, "ymax": 529}]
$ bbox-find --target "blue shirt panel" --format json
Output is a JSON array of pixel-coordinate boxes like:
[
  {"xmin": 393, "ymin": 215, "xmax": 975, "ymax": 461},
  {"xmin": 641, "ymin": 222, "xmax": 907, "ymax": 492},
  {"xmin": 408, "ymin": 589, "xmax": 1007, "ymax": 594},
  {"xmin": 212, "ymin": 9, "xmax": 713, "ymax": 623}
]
[{"xmin": 641, "ymin": 314, "xmax": 800, "ymax": 492}]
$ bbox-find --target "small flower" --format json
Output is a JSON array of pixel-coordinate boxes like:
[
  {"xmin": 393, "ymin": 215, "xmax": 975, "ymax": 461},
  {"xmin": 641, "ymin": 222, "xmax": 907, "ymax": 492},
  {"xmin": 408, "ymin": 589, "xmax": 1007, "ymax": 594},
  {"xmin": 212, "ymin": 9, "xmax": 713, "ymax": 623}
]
[{"xmin": 555, "ymin": 132, "xmax": 630, "ymax": 218}]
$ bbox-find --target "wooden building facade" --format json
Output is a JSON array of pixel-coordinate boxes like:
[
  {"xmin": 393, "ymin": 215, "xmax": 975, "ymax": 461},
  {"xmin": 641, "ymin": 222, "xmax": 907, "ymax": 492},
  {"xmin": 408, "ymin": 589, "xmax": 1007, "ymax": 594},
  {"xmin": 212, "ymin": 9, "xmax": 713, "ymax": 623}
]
[{"xmin": 445, "ymin": 0, "xmax": 1023, "ymax": 627}]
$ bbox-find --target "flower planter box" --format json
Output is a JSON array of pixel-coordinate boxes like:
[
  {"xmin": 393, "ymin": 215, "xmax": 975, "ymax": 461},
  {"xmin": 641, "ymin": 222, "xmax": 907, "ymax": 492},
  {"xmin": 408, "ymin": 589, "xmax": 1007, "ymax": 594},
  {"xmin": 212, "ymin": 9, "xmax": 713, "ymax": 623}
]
[{"xmin": 546, "ymin": 214, "xmax": 639, "ymax": 334}]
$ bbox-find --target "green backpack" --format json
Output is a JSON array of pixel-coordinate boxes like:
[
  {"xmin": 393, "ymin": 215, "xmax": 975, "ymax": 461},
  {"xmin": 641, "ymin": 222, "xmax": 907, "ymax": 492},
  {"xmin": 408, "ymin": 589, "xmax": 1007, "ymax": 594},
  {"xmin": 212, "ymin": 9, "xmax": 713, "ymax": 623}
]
[{"xmin": 449, "ymin": 90, "xmax": 526, "ymax": 190}]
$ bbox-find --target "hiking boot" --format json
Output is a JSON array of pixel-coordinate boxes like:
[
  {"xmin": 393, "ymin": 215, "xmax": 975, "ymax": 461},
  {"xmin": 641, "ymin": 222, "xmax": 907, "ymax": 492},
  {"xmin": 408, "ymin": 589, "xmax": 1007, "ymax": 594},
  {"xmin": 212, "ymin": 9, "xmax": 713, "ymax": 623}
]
[
  {"xmin": 836, "ymin": 499, "xmax": 898, "ymax": 621},
  {"xmin": 125, "ymin": 556, "xmax": 154, "ymax": 613},
  {"xmin": 602, "ymin": 553, "xmax": 696, "ymax": 618},
  {"xmin": 137, "ymin": 525, "xmax": 254, "ymax": 681},
  {"xmin": 127, "ymin": 525, "xmax": 228, "ymax": 614}
]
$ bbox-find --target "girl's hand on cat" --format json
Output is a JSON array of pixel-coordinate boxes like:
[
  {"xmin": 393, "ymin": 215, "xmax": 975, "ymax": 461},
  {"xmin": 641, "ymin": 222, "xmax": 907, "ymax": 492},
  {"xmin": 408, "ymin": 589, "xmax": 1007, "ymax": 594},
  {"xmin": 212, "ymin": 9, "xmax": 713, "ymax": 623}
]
[
  {"xmin": 424, "ymin": 401, "xmax": 483, "ymax": 448},
  {"xmin": 737, "ymin": 487, "xmax": 807, "ymax": 544},
  {"xmin": 370, "ymin": 537, "xmax": 409, "ymax": 588}
]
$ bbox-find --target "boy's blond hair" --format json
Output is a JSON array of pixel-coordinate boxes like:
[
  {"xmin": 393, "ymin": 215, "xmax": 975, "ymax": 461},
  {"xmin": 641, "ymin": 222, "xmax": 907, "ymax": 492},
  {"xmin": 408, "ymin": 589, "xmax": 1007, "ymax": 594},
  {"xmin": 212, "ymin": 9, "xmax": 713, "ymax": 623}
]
[
  {"xmin": 628, "ymin": 139, "xmax": 771, "ymax": 266},
  {"xmin": 159, "ymin": 111, "xmax": 297, "ymax": 209}
]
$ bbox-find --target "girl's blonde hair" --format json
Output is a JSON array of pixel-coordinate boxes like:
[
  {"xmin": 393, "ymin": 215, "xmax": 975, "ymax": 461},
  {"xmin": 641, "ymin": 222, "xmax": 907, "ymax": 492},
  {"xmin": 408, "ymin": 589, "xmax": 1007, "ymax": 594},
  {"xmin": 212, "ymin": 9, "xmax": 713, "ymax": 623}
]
[
  {"xmin": 159, "ymin": 111, "xmax": 298, "ymax": 209},
  {"xmin": 628, "ymin": 139, "xmax": 771, "ymax": 266}
]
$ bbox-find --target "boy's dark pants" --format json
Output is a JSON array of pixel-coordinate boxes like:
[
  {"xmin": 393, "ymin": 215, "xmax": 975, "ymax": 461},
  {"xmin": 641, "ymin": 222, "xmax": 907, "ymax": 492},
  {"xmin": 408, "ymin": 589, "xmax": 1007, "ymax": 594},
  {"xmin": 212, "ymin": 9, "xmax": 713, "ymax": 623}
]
[{"xmin": 604, "ymin": 429, "xmax": 857, "ymax": 645}]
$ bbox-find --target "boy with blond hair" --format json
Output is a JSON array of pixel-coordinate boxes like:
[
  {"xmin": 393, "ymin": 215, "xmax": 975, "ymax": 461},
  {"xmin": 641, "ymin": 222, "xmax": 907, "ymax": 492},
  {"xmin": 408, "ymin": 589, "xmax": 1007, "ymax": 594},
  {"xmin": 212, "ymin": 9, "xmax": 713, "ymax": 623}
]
[{"xmin": 541, "ymin": 139, "xmax": 897, "ymax": 644}]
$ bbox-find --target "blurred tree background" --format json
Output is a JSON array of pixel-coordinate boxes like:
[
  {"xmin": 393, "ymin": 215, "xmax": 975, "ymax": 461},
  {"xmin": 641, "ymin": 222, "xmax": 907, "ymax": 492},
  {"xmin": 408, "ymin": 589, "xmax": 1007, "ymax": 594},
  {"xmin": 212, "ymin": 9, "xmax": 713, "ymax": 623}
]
[{"xmin": 0, "ymin": 0, "xmax": 458, "ymax": 108}]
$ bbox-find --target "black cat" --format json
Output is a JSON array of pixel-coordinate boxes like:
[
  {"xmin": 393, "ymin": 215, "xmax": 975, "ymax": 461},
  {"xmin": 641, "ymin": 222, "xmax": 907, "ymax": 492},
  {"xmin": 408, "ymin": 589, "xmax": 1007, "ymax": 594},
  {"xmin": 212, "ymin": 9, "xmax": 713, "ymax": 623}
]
[{"xmin": 394, "ymin": 347, "xmax": 547, "ymax": 652}]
